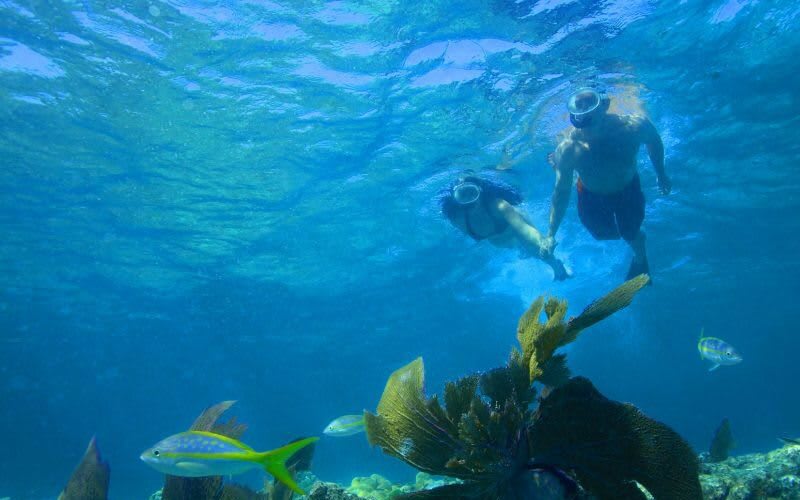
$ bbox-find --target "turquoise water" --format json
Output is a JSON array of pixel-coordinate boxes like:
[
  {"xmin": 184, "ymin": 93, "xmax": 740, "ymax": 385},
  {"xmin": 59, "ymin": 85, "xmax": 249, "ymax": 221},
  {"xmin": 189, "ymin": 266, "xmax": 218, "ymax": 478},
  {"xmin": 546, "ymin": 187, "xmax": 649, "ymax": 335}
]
[{"xmin": 1, "ymin": 0, "xmax": 799, "ymax": 498}]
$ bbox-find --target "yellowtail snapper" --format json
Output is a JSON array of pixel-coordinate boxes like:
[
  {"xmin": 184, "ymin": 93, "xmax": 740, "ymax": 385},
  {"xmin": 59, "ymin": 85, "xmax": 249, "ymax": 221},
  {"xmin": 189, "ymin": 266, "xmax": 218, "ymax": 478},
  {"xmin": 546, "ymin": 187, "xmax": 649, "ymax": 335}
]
[
  {"xmin": 323, "ymin": 414, "xmax": 365, "ymax": 437},
  {"xmin": 698, "ymin": 329, "xmax": 742, "ymax": 371},
  {"xmin": 140, "ymin": 431, "xmax": 317, "ymax": 494}
]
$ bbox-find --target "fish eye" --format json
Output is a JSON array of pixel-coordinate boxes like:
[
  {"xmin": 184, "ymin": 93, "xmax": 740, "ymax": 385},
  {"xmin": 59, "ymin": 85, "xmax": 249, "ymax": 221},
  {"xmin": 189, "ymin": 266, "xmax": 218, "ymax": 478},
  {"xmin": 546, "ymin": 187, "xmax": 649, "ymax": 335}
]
[
  {"xmin": 726, "ymin": 351, "xmax": 732, "ymax": 356},
  {"xmin": 153, "ymin": 450, "xmax": 160, "ymax": 457}
]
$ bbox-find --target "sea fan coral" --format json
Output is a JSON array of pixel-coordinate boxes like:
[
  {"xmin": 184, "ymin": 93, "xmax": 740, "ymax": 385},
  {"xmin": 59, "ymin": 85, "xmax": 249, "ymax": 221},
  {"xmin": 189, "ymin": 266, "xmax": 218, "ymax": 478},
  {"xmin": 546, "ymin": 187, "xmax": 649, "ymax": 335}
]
[
  {"xmin": 58, "ymin": 436, "xmax": 110, "ymax": 500},
  {"xmin": 365, "ymin": 275, "xmax": 702, "ymax": 499},
  {"xmin": 708, "ymin": 418, "xmax": 735, "ymax": 463}
]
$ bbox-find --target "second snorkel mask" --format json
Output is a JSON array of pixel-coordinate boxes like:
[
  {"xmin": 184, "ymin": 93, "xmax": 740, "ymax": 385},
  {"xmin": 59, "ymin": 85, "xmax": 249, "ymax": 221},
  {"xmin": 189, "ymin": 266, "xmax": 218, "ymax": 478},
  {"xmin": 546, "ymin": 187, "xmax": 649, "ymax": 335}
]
[
  {"xmin": 453, "ymin": 179, "xmax": 481, "ymax": 206},
  {"xmin": 568, "ymin": 88, "xmax": 610, "ymax": 129}
]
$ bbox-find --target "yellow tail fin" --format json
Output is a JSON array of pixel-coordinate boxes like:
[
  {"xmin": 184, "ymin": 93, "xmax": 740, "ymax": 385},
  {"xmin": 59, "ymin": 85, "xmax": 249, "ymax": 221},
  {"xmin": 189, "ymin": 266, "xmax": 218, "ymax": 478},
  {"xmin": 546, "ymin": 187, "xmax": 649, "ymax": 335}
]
[{"xmin": 257, "ymin": 436, "xmax": 318, "ymax": 495}]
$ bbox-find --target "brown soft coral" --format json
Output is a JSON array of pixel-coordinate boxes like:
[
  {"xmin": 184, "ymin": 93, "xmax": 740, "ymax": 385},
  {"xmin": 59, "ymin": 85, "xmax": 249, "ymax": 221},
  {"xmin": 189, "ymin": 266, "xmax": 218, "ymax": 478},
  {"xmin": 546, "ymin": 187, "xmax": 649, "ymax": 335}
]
[{"xmin": 58, "ymin": 436, "xmax": 110, "ymax": 500}]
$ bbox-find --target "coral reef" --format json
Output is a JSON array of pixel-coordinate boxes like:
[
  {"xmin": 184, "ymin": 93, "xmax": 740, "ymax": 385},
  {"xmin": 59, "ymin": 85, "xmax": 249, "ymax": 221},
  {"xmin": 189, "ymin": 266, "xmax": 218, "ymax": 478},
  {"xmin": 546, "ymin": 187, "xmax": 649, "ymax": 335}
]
[
  {"xmin": 348, "ymin": 474, "xmax": 403, "ymax": 499},
  {"xmin": 708, "ymin": 418, "xmax": 735, "ymax": 463},
  {"xmin": 363, "ymin": 275, "xmax": 704, "ymax": 499},
  {"xmin": 346, "ymin": 472, "xmax": 461, "ymax": 499},
  {"xmin": 307, "ymin": 483, "xmax": 359, "ymax": 500},
  {"xmin": 147, "ymin": 442, "xmax": 800, "ymax": 499},
  {"xmin": 529, "ymin": 377, "xmax": 701, "ymax": 499},
  {"xmin": 58, "ymin": 436, "xmax": 110, "ymax": 500},
  {"xmin": 700, "ymin": 441, "xmax": 800, "ymax": 499}
]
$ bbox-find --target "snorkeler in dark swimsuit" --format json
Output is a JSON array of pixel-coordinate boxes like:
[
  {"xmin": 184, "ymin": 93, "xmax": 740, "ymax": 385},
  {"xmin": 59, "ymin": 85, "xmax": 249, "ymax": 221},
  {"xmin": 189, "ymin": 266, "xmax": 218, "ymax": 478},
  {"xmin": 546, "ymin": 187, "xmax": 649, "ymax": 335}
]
[
  {"xmin": 442, "ymin": 175, "xmax": 569, "ymax": 281},
  {"xmin": 544, "ymin": 88, "xmax": 671, "ymax": 280}
]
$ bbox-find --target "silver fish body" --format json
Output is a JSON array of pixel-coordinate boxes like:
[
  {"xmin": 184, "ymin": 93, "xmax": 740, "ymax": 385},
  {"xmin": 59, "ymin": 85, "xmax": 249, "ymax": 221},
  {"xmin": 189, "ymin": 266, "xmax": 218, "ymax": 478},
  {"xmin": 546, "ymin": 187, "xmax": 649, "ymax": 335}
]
[
  {"xmin": 140, "ymin": 431, "xmax": 259, "ymax": 477},
  {"xmin": 140, "ymin": 430, "xmax": 317, "ymax": 495},
  {"xmin": 323, "ymin": 414, "xmax": 365, "ymax": 437},
  {"xmin": 698, "ymin": 335, "xmax": 742, "ymax": 371}
]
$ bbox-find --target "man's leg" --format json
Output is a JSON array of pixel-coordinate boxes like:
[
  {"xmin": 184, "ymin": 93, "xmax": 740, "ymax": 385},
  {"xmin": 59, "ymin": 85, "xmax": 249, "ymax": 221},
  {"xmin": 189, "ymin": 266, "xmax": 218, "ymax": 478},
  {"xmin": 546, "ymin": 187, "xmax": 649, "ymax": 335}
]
[
  {"xmin": 617, "ymin": 176, "xmax": 648, "ymax": 280},
  {"xmin": 625, "ymin": 230, "xmax": 649, "ymax": 280},
  {"xmin": 544, "ymin": 255, "xmax": 570, "ymax": 281}
]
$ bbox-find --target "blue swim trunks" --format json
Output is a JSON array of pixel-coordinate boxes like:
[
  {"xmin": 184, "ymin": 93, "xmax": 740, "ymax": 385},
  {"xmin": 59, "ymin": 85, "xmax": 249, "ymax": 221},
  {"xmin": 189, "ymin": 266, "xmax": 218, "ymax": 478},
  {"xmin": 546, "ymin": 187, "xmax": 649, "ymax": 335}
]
[{"xmin": 576, "ymin": 174, "xmax": 645, "ymax": 242}]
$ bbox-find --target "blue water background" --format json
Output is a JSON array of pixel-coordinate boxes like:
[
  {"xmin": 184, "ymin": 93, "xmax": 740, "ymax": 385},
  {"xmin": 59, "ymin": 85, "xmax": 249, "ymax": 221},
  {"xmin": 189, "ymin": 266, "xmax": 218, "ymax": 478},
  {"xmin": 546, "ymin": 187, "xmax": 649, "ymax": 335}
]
[{"xmin": 1, "ymin": 0, "xmax": 799, "ymax": 498}]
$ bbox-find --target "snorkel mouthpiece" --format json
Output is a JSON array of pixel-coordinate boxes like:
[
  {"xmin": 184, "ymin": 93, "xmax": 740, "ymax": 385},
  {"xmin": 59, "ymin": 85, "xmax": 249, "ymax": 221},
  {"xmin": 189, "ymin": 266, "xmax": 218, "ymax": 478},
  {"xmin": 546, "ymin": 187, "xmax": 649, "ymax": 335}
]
[
  {"xmin": 453, "ymin": 181, "xmax": 481, "ymax": 205},
  {"xmin": 568, "ymin": 88, "xmax": 603, "ymax": 129}
]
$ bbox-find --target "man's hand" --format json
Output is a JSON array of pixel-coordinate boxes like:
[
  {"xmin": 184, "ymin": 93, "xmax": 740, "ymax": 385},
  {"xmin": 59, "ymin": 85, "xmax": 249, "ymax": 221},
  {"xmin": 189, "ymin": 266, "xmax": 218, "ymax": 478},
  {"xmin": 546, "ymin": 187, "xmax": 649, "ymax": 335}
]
[
  {"xmin": 540, "ymin": 236, "xmax": 557, "ymax": 258},
  {"xmin": 658, "ymin": 175, "xmax": 672, "ymax": 195}
]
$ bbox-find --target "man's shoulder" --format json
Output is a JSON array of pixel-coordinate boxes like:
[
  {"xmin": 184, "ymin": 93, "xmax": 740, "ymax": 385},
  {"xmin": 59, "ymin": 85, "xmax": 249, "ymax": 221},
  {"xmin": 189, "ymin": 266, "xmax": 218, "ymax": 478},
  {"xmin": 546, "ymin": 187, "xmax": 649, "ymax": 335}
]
[
  {"xmin": 622, "ymin": 113, "xmax": 658, "ymax": 141},
  {"xmin": 618, "ymin": 113, "xmax": 653, "ymax": 131},
  {"xmin": 604, "ymin": 113, "xmax": 651, "ymax": 141},
  {"xmin": 557, "ymin": 130, "xmax": 581, "ymax": 149},
  {"xmin": 557, "ymin": 132, "xmax": 583, "ymax": 155}
]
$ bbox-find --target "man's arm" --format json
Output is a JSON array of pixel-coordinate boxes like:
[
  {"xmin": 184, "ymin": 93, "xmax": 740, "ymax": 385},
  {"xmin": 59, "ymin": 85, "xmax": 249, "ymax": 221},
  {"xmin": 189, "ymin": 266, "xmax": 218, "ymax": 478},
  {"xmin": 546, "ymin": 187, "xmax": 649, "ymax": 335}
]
[
  {"xmin": 639, "ymin": 117, "xmax": 670, "ymax": 194},
  {"xmin": 548, "ymin": 143, "xmax": 575, "ymax": 239}
]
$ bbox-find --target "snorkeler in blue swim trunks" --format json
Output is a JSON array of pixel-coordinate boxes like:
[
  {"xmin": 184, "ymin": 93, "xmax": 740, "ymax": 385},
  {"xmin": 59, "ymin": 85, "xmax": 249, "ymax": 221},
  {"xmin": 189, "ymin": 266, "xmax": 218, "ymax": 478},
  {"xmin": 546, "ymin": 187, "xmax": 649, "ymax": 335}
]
[{"xmin": 542, "ymin": 89, "xmax": 671, "ymax": 279}]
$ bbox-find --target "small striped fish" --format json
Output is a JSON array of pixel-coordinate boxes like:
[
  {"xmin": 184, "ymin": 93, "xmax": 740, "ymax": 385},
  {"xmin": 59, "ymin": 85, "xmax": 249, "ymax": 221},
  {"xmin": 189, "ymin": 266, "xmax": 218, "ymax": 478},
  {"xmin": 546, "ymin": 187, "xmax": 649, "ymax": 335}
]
[
  {"xmin": 323, "ymin": 414, "xmax": 365, "ymax": 437},
  {"xmin": 698, "ymin": 329, "xmax": 742, "ymax": 372}
]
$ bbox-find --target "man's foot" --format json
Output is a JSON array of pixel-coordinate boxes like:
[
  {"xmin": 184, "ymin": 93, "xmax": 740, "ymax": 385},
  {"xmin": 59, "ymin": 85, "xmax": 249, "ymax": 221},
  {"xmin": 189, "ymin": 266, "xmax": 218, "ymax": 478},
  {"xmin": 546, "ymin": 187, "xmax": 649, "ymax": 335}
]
[
  {"xmin": 548, "ymin": 257, "xmax": 572, "ymax": 281},
  {"xmin": 626, "ymin": 253, "xmax": 650, "ymax": 281},
  {"xmin": 625, "ymin": 231, "xmax": 650, "ymax": 282}
]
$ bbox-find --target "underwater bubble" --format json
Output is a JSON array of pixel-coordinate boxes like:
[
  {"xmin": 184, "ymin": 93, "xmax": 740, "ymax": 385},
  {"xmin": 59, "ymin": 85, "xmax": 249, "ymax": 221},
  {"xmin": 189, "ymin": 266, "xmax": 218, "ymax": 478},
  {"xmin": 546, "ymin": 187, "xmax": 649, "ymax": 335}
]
[{"xmin": 148, "ymin": 5, "xmax": 160, "ymax": 17}]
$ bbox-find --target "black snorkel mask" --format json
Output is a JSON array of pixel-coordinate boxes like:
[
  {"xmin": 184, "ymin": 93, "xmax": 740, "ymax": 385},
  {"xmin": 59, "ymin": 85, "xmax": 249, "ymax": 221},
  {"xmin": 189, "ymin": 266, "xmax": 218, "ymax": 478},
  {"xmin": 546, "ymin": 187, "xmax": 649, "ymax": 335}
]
[{"xmin": 568, "ymin": 88, "xmax": 610, "ymax": 129}]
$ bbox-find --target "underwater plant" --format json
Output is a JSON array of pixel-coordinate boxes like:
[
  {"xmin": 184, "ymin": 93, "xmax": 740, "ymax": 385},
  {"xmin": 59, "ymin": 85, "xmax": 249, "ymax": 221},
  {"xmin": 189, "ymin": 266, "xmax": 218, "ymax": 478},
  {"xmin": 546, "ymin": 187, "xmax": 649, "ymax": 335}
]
[
  {"xmin": 58, "ymin": 436, "xmax": 110, "ymax": 500},
  {"xmin": 708, "ymin": 418, "xmax": 735, "ymax": 463},
  {"xmin": 364, "ymin": 275, "xmax": 704, "ymax": 499}
]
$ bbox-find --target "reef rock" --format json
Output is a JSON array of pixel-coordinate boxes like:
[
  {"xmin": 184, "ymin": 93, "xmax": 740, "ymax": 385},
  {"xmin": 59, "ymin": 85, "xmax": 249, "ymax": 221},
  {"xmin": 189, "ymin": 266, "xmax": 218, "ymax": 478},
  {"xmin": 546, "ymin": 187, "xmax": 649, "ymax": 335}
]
[
  {"xmin": 307, "ymin": 482, "xmax": 360, "ymax": 500},
  {"xmin": 344, "ymin": 472, "xmax": 461, "ymax": 499},
  {"xmin": 700, "ymin": 442, "xmax": 800, "ymax": 499}
]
